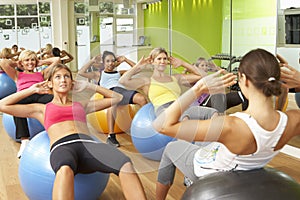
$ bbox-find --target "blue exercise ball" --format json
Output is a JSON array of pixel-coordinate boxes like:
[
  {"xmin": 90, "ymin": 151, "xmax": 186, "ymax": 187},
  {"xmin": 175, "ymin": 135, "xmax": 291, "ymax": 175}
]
[
  {"xmin": 130, "ymin": 103, "xmax": 176, "ymax": 161},
  {"xmin": 181, "ymin": 167, "xmax": 300, "ymax": 200},
  {"xmin": 2, "ymin": 113, "xmax": 44, "ymax": 142},
  {"xmin": 19, "ymin": 131, "xmax": 109, "ymax": 200},
  {"xmin": 295, "ymin": 92, "xmax": 300, "ymax": 108},
  {"xmin": 0, "ymin": 72, "xmax": 16, "ymax": 99}
]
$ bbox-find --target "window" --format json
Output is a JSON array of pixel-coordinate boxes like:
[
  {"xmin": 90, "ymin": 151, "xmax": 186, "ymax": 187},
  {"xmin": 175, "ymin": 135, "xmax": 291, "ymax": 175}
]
[
  {"xmin": 284, "ymin": 9, "xmax": 300, "ymax": 45},
  {"xmin": 0, "ymin": 1, "xmax": 52, "ymax": 51}
]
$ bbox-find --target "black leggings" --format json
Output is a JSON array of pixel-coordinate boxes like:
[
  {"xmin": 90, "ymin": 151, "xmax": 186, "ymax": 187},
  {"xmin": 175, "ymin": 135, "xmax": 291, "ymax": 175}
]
[
  {"xmin": 14, "ymin": 93, "xmax": 53, "ymax": 139},
  {"xmin": 201, "ymin": 91, "xmax": 248, "ymax": 112},
  {"xmin": 50, "ymin": 134, "xmax": 131, "ymax": 175}
]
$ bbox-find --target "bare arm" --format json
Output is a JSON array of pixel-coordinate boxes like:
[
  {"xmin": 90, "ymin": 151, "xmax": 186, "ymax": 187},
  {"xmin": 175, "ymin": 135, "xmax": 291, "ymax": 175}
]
[
  {"xmin": 60, "ymin": 50, "xmax": 74, "ymax": 64},
  {"xmin": 276, "ymin": 54, "xmax": 300, "ymax": 91},
  {"xmin": 72, "ymin": 80, "xmax": 123, "ymax": 114},
  {"xmin": 40, "ymin": 57, "xmax": 61, "ymax": 79},
  {"xmin": 0, "ymin": 81, "xmax": 49, "ymax": 120},
  {"xmin": 0, "ymin": 59, "xmax": 18, "ymax": 81},
  {"xmin": 119, "ymin": 56, "xmax": 151, "ymax": 90},
  {"xmin": 280, "ymin": 64, "xmax": 300, "ymax": 91},
  {"xmin": 116, "ymin": 56, "xmax": 136, "ymax": 68},
  {"xmin": 152, "ymin": 70, "xmax": 236, "ymax": 141},
  {"xmin": 170, "ymin": 56, "xmax": 205, "ymax": 85},
  {"xmin": 78, "ymin": 56, "xmax": 102, "ymax": 81},
  {"xmin": 285, "ymin": 110, "xmax": 300, "ymax": 138}
]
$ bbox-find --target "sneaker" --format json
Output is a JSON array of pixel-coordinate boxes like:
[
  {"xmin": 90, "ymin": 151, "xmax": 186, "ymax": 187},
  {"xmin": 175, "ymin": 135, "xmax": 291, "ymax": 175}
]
[
  {"xmin": 17, "ymin": 139, "xmax": 30, "ymax": 158},
  {"xmin": 183, "ymin": 176, "xmax": 193, "ymax": 187},
  {"xmin": 106, "ymin": 134, "xmax": 120, "ymax": 147}
]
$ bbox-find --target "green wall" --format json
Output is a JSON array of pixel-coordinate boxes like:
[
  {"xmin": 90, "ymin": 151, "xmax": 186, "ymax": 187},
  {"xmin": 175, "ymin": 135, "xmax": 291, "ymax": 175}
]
[
  {"xmin": 232, "ymin": 0, "xmax": 277, "ymax": 20},
  {"xmin": 144, "ymin": 0, "xmax": 224, "ymax": 63}
]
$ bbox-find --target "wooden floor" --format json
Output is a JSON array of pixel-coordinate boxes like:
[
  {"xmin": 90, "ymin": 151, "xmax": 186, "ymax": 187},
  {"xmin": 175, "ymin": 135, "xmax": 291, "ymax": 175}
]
[{"xmin": 0, "ymin": 93, "xmax": 300, "ymax": 199}]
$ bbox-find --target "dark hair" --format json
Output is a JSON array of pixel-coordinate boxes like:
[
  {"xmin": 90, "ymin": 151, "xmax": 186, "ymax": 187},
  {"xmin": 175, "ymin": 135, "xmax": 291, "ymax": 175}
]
[
  {"xmin": 102, "ymin": 51, "xmax": 116, "ymax": 62},
  {"xmin": 52, "ymin": 47, "xmax": 61, "ymax": 57},
  {"xmin": 238, "ymin": 49, "xmax": 281, "ymax": 97},
  {"xmin": 47, "ymin": 64, "xmax": 73, "ymax": 82}
]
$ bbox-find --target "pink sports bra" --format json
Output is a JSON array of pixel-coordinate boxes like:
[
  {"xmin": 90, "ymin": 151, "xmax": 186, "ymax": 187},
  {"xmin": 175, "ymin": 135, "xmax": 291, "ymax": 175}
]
[
  {"xmin": 44, "ymin": 102, "xmax": 87, "ymax": 130},
  {"xmin": 17, "ymin": 72, "xmax": 44, "ymax": 91}
]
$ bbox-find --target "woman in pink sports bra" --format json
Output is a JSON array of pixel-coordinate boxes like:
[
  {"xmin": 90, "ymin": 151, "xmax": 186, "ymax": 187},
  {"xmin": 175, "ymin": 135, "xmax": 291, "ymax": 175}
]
[
  {"xmin": 0, "ymin": 50, "xmax": 60, "ymax": 158},
  {"xmin": 152, "ymin": 49, "xmax": 300, "ymax": 200},
  {"xmin": 0, "ymin": 64, "xmax": 147, "ymax": 200}
]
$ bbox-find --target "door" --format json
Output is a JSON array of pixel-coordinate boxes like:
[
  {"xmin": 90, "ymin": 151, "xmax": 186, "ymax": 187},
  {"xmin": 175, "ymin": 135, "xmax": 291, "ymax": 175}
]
[{"xmin": 75, "ymin": 16, "xmax": 90, "ymax": 70}]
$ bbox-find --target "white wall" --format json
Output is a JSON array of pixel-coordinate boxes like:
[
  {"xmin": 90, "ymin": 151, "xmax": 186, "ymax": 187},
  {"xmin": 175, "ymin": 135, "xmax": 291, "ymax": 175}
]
[{"xmin": 279, "ymin": 0, "xmax": 300, "ymax": 9}]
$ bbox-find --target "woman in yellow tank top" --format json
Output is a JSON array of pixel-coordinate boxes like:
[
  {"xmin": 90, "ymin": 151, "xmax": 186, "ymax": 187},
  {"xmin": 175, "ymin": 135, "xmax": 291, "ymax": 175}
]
[{"xmin": 119, "ymin": 47, "xmax": 217, "ymax": 118}]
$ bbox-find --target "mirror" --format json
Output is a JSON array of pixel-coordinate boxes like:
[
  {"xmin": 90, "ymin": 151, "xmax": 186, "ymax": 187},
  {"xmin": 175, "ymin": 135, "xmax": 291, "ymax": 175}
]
[
  {"xmin": 83, "ymin": 0, "xmax": 300, "ymax": 151},
  {"xmin": 276, "ymin": 0, "xmax": 300, "ymax": 149}
]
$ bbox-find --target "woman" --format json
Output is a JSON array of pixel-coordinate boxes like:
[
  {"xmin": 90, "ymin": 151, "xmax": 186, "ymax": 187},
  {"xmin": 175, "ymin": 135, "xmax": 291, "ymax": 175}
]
[
  {"xmin": 119, "ymin": 47, "xmax": 217, "ymax": 119},
  {"xmin": 79, "ymin": 51, "xmax": 147, "ymax": 147},
  {"xmin": 0, "ymin": 64, "xmax": 146, "ymax": 200},
  {"xmin": 190, "ymin": 57, "xmax": 249, "ymax": 112},
  {"xmin": 0, "ymin": 50, "xmax": 60, "ymax": 158},
  {"xmin": 51, "ymin": 47, "xmax": 74, "ymax": 65},
  {"xmin": 152, "ymin": 49, "xmax": 300, "ymax": 200},
  {"xmin": 37, "ymin": 43, "xmax": 53, "ymax": 60},
  {"xmin": 0, "ymin": 47, "xmax": 20, "ymax": 61}
]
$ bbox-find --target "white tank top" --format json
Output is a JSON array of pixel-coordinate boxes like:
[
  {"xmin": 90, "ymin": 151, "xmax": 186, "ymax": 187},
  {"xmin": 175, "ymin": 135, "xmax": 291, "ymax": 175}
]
[
  {"xmin": 193, "ymin": 111, "xmax": 287, "ymax": 177},
  {"xmin": 99, "ymin": 71, "xmax": 124, "ymax": 89}
]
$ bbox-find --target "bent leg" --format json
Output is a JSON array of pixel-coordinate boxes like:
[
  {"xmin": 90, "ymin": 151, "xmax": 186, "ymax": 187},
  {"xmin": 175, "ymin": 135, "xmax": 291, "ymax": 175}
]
[
  {"xmin": 132, "ymin": 93, "xmax": 147, "ymax": 106},
  {"xmin": 107, "ymin": 106, "xmax": 117, "ymax": 134},
  {"xmin": 119, "ymin": 162, "xmax": 146, "ymax": 200},
  {"xmin": 53, "ymin": 165, "xmax": 74, "ymax": 200},
  {"xmin": 157, "ymin": 140, "xmax": 199, "ymax": 200}
]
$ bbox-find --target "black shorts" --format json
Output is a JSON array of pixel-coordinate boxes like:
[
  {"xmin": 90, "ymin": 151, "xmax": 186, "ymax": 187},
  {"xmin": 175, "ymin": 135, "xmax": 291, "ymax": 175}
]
[
  {"xmin": 50, "ymin": 134, "xmax": 131, "ymax": 175},
  {"xmin": 110, "ymin": 86, "xmax": 138, "ymax": 105}
]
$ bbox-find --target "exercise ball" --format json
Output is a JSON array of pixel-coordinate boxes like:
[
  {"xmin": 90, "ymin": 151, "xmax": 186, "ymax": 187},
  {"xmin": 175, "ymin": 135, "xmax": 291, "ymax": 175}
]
[
  {"xmin": 19, "ymin": 131, "xmax": 109, "ymax": 200},
  {"xmin": 87, "ymin": 93, "xmax": 139, "ymax": 133},
  {"xmin": 295, "ymin": 92, "xmax": 300, "ymax": 108},
  {"xmin": 181, "ymin": 167, "xmax": 300, "ymax": 200},
  {"xmin": 0, "ymin": 72, "xmax": 16, "ymax": 99},
  {"xmin": 2, "ymin": 113, "xmax": 44, "ymax": 142},
  {"xmin": 130, "ymin": 103, "xmax": 176, "ymax": 161}
]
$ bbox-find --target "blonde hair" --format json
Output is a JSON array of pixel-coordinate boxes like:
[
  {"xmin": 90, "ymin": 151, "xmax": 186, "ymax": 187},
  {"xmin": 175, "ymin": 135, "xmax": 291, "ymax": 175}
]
[
  {"xmin": 1, "ymin": 48, "xmax": 12, "ymax": 58},
  {"xmin": 18, "ymin": 50, "xmax": 39, "ymax": 67},
  {"xmin": 44, "ymin": 43, "xmax": 53, "ymax": 53},
  {"xmin": 149, "ymin": 47, "xmax": 168, "ymax": 60}
]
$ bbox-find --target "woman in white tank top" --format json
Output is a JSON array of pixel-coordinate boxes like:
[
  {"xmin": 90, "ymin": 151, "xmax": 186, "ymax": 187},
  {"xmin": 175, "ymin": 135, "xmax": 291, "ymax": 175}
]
[{"xmin": 152, "ymin": 48, "xmax": 300, "ymax": 200}]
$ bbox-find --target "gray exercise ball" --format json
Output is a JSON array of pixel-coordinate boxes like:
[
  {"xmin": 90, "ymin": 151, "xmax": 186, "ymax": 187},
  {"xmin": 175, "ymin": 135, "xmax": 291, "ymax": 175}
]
[{"xmin": 181, "ymin": 168, "xmax": 300, "ymax": 200}]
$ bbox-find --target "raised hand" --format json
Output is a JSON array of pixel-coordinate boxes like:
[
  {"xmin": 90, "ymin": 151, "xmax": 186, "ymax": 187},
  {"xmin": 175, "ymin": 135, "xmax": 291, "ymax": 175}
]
[
  {"xmin": 280, "ymin": 64, "xmax": 300, "ymax": 89},
  {"xmin": 116, "ymin": 56, "xmax": 126, "ymax": 63},
  {"xmin": 29, "ymin": 81, "xmax": 51, "ymax": 94},
  {"xmin": 72, "ymin": 80, "xmax": 89, "ymax": 93},
  {"xmin": 276, "ymin": 54, "xmax": 288, "ymax": 66},
  {"xmin": 169, "ymin": 56, "xmax": 183, "ymax": 68},
  {"xmin": 92, "ymin": 54, "xmax": 102, "ymax": 64},
  {"xmin": 135, "ymin": 56, "xmax": 152, "ymax": 71},
  {"xmin": 193, "ymin": 70, "xmax": 236, "ymax": 95}
]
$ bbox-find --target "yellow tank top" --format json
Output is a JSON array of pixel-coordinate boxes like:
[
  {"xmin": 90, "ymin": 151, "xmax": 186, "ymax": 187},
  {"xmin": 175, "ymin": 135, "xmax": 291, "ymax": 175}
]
[{"xmin": 148, "ymin": 76, "xmax": 181, "ymax": 109}]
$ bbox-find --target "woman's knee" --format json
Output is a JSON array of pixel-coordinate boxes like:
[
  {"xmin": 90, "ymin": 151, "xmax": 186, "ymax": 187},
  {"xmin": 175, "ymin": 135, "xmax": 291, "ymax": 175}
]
[
  {"xmin": 56, "ymin": 165, "xmax": 74, "ymax": 177},
  {"xmin": 133, "ymin": 93, "xmax": 147, "ymax": 106},
  {"xmin": 120, "ymin": 161, "xmax": 135, "ymax": 174}
]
